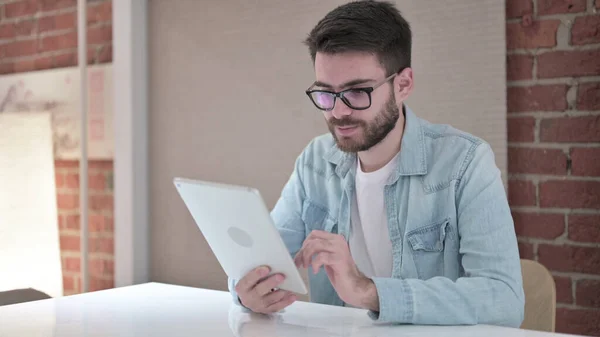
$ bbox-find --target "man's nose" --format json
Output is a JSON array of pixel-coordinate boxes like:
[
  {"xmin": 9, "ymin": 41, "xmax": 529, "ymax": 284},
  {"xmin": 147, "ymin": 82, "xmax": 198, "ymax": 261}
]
[{"xmin": 330, "ymin": 99, "xmax": 352, "ymax": 119}]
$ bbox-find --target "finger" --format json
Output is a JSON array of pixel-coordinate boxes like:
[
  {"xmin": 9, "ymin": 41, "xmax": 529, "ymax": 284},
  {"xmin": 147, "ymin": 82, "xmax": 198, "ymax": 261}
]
[
  {"xmin": 302, "ymin": 238, "xmax": 334, "ymax": 268},
  {"xmin": 254, "ymin": 273, "xmax": 285, "ymax": 296},
  {"xmin": 306, "ymin": 230, "xmax": 337, "ymax": 241},
  {"xmin": 235, "ymin": 265, "xmax": 270, "ymax": 294},
  {"xmin": 311, "ymin": 252, "xmax": 333, "ymax": 274},
  {"xmin": 257, "ymin": 289, "xmax": 288, "ymax": 311},
  {"xmin": 265, "ymin": 292, "xmax": 297, "ymax": 313}
]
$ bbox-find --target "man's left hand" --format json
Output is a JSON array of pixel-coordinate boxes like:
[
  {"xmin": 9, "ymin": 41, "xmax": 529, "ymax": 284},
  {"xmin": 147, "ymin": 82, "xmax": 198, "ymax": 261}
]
[{"xmin": 293, "ymin": 230, "xmax": 379, "ymax": 310}]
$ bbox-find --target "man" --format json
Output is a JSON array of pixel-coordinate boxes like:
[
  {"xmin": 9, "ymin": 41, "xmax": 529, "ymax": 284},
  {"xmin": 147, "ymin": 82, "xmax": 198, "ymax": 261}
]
[{"xmin": 229, "ymin": 0, "xmax": 525, "ymax": 327}]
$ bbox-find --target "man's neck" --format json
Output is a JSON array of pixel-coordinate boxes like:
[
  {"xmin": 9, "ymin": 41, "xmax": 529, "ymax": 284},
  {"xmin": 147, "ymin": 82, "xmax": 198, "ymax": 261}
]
[{"xmin": 358, "ymin": 114, "xmax": 405, "ymax": 173}]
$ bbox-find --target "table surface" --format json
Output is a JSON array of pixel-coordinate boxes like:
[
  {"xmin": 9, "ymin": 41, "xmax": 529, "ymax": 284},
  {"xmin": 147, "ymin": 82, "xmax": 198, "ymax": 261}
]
[{"xmin": 0, "ymin": 282, "xmax": 577, "ymax": 337}]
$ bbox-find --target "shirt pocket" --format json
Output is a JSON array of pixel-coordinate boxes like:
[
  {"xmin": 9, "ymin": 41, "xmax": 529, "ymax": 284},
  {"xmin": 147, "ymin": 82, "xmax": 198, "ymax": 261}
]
[
  {"xmin": 301, "ymin": 199, "xmax": 338, "ymax": 234},
  {"xmin": 406, "ymin": 218, "xmax": 453, "ymax": 280}
]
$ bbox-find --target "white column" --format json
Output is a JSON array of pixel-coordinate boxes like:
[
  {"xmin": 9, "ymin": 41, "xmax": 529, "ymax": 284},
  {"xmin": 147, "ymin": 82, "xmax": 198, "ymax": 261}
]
[{"xmin": 113, "ymin": 0, "xmax": 150, "ymax": 287}]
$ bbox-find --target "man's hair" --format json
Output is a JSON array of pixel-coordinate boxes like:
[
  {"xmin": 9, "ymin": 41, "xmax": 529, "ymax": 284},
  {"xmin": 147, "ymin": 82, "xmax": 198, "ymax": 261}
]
[{"xmin": 304, "ymin": 0, "xmax": 412, "ymax": 76}]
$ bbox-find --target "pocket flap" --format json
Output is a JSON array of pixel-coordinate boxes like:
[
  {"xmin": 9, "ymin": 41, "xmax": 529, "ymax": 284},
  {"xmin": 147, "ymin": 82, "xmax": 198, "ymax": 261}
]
[{"xmin": 407, "ymin": 219, "xmax": 450, "ymax": 252}]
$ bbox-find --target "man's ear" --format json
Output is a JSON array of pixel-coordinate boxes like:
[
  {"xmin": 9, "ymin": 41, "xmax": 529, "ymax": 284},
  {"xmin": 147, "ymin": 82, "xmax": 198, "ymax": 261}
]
[{"xmin": 393, "ymin": 67, "xmax": 413, "ymax": 101}]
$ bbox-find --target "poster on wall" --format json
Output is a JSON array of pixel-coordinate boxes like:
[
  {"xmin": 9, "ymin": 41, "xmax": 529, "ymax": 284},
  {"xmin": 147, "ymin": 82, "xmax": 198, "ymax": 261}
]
[
  {"xmin": 0, "ymin": 112, "xmax": 63, "ymax": 298},
  {"xmin": 0, "ymin": 63, "xmax": 113, "ymax": 160}
]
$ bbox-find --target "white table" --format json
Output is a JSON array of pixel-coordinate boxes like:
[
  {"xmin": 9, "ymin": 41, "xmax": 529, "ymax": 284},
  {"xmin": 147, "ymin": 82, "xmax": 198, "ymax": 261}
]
[{"xmin": 0, "ymin": 282, "xmax": 574, "ymax": 337}]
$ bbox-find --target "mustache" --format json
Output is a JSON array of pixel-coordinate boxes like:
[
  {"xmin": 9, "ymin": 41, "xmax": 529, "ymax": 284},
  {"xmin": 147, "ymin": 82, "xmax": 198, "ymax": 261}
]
[{"xmin": 328, "ymin": 118, "xmax": 364, "ymax": 127}]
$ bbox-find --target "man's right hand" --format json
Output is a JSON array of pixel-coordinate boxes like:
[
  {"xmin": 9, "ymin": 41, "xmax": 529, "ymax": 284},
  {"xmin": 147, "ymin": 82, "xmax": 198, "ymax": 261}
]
[{"xmin": 235, "ymin": 266, "xmax": 297, "ymax": 314}]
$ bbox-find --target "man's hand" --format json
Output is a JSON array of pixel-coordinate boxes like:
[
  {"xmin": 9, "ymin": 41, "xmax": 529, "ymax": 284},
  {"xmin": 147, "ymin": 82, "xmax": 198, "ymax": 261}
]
[
  {"xmin": 293, "ymin": 230, "xmax": 379, "ymax": 311},
  {"xmin": 235, "ymin": 266, "xmax": 297, "ymax": 314}
]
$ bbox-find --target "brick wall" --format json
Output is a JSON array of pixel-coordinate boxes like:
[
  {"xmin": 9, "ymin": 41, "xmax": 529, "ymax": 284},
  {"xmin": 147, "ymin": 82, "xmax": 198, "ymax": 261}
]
[
  {"xmin": 0, "ymin": 0, "xmax": 113, "ymax": 295},
  {"xmin": 506, "ymin": 0, "xmax": 600, "ymax": 335}
]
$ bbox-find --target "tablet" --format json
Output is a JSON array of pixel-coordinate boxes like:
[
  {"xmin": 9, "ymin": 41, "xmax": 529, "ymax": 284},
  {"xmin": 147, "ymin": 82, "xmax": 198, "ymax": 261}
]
[{"xmin": 173, "ymin": 177, "xmax": 308, "ymax": 295}]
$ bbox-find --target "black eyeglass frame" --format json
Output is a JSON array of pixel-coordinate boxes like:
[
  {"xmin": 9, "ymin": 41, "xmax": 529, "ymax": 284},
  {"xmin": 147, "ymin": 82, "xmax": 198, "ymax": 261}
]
[{"xmin": 305, "ymin": 72, "xmax": 398, "ymax": 111}]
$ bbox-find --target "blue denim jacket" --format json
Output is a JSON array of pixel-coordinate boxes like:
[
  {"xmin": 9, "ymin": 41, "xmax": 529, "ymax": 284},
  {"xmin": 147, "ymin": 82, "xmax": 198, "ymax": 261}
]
[{"xmin": 229, "ymin": 105, "xmax": 525, "ymax": 327}]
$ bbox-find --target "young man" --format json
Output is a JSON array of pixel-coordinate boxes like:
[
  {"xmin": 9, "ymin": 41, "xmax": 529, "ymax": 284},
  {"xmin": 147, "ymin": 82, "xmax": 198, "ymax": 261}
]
[{"xmin": 229, "ymin": 0, "xmax": 525, "ymax": 327}]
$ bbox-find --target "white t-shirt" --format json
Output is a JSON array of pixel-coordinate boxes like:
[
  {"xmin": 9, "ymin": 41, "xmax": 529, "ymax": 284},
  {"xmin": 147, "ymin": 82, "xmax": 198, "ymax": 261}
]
[{"xmin": 349, "ymin": 153, "xmax": 398, "ymax": 279}]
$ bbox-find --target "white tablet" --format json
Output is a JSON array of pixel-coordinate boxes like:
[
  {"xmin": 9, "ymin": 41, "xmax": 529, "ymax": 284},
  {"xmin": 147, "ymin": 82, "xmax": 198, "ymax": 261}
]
[{"xmin": 173, "ymin": 177, "xmax": 308, "ymax": 295}]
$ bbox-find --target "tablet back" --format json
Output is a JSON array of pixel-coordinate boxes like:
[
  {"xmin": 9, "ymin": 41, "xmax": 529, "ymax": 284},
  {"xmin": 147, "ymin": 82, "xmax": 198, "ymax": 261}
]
[{"xmin": 173, "ymin": 177, "xmax": 308, "ymax": 295}]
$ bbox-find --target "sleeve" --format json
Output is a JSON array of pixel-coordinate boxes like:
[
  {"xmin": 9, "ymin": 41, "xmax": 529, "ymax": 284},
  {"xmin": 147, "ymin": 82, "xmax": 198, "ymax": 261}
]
[
  {"xmin": 228, "ymin": 150, "xmax": 308, "ymax": 307},
  {"xmin": 368, "ymin": 142, "xmax": 525, "ymax": 327}
]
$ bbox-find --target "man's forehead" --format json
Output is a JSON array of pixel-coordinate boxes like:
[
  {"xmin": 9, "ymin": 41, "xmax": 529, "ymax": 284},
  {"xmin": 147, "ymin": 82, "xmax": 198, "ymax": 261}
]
[{"xmin": 314, "ymin": 52, "xmax": 384, "ymax": 88}]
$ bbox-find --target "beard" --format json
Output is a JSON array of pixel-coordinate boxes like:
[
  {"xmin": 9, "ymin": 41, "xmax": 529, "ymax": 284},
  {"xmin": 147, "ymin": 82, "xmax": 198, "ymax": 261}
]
[{"xmin": 327, "ymin": 93, "xmax": 400, "ymax": 153}]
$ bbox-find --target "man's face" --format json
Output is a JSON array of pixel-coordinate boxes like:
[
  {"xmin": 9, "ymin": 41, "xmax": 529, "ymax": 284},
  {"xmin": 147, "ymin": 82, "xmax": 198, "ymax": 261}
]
[{"xmin": 313, "ymin": 52, "xmax": 400, "ymax": 153}]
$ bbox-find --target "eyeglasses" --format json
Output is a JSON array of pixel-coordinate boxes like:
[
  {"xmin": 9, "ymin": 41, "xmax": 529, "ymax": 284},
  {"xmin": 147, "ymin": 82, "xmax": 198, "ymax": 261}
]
[{"xmin": 305, "ymin": 73, "xmax": 397, "ymax": 111}]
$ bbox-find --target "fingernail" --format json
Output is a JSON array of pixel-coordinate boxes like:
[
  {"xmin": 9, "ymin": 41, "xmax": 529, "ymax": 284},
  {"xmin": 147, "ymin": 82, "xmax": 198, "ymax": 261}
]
[
  {"xmin": 259, "ymin": 266, "xmax": 269, "ymax": 276},
  {"xmin": 275, "ymin": 274, "xmax": 284, "ymax": 282}
]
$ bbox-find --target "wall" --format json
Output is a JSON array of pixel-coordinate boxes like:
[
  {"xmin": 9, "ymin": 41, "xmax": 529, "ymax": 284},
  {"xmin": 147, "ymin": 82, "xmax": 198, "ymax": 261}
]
[
  {"xmin": 0, "ymin": 0, "xmax": 114, "ymax": 295},
  {"xmin": 506, "ymin": 0, "xmax": 600, "ymax": 335},
  {"xmin": 147, "ymin": 0, "xmax": 507, "ymax": 298}
]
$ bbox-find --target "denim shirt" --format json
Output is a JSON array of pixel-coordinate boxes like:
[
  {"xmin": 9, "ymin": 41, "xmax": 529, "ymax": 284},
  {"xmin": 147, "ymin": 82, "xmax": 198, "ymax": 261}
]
[{"xmin": 229, "ymin": 105, "xmax": 525, "ymax": 327}]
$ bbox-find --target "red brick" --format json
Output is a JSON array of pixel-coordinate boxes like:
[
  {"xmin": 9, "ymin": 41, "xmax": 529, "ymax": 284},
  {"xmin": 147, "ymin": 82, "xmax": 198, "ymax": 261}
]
[
  {"xmin": 62, "ymin": 275, "xmax": 75, "ymax": 292},
  {"xmin": 509, "ymin": 179, "xmax": 537, "ymax": 206},
  {"xmin": 0, "ymin": 23, "xmax": 15, "ymax": 39},
  {"xmin": 87, "ymin": 24, "xmax": 112, "ymax": 45},
  {"xmin": 65, "ymin": 214, "xmax": 79, "ymax": 230},
  {"xmin": 63, "ymin": 256, "xmax": 80, "ymax": 272},
  {"xmin": 6, "ymin": 40, "xmax": 37, "ymax": 58},
  {"xmin": 569, "ymin": 214, "xmax": 600, "ymax": 243},
  {"xmin": 87, "ymin": 1, "xmax": 112, "ymax": 25},
  {"xmin": 572, "ymin": 15, "xmax": 600, "ymax": 45},
  {"xmin": 0, "ymin": 63, "xmax": 14, "ymax": 75},
  {"xmin": 14, "ymin": 58, "xmax": 37, "ymax": 73},
  {"xmin": 540, "ymin": 180, "xmax": 600, "ymax": 209},
  {"xmin": 39, "ymin": 31, "xmax": 77, "ymax": 52},
  {"xmin": 55, "ymin": 172, "xmax": 64, "ymax": 188},
  {"xmin": 507, "ymin": 117, "xmax": 535, "ymax": 142},
  {"xmin": 577, "ymin": 82, "xmax": 600, "ymax": 111},
  {"xmin": 89, "ymin": 258, "xmax": 114, "ymax": 277},
  {"xmin": 537, "ymin": 0, "xmax": 586, "ymax": 15},
  {"xmin": 35, "ymin": 56, "xmax": 53, "ymax": 70},
  {"xmin": 54, "ymin": 52, "xmax": 76, "ymax": 68},
  {"xmin": 105, "ymin": 216, "xmax": 114, "ymax": 232},
  {"xmin": 507, "ymin": 85, "xmax": 568, "ymax": 112},
  {"xmin": 65, "ymin": 173, "xmax": 79, "ymax": 188},
  {"xmin": 14, "ymin": 20, "xmax": 34, "ymax": 37},
  {"xmin": 538, "ymin": 50, "xmax": 600, "ymax": 78},
  {"xmin": 58, "ymin": 215, "xmax": 65, "ymax": 229},
  {"xmin": 90, "ymin": 195, "xmax": 113, "ymax": 211},
  {"xmin": 60, "ymin": 234, "xmax": 80, "ymax": 252},
  {"xmin": 556, "ymin": 308, "xmax": 600, "ymax": 336},
  {"xmin": 40, "ymin": 0, "xmax": 77, "ymax": 12},
  {"xmin": 506, "ymin": 20, "xmax": 560, "ymax": 50},
  {"xmin": 571, "ymin": 148, "xmax": 600, "ymax": 176},
  {"xmin": 5, "ymin": 0, "xmax": 38, "ymax": 18},
  {"xmin": 90, "ymin": 277, "xmax": 114, "ymax": 292},
  {"xmin": 57, "ymin": 193, "xmax": 79, "ymax": 210},
  {"xmin": 512, "ymin": 211, "xmax": 565, "ymax": 239},
  {"xmin": 89, "ymin": 236, "xmax": 114, "ymax": 255},
  {"xmin": 518, "ymin": 242, "xmax": 535, "ymax": 259},
  {"xmin": 554, "ymin": 276, "xmax": 573, "ymax": 304},
  {"xmin": 538, "ymin": 244, "xmax": 600, "ymax": 274},
  {"xmin": 540, "ymin": 116, "xmax": 600, "ymax": 142},
  {"xmin": 55, "ymin": 160, "xmax": 78, "ymax": 168},
  {"xmin": 506, "ymin": 0, "xmax": 533, "ymax": 18},
  {"xmin": 576, "ymin": 280, "xmax": 600, "ymax": 308},
  {"xmin": 97, "ymin": 43, "xmax": 112, "ymax": 63},
  {"xmin": 38, "ymin": 12, "xmax": 76, "ymax": 33},
  {"xmin": 89, "ymin": 173, "xmax": 106, "ymax": 191},
  {"xmin": 507, "ymin": 55, "xmax": 533, "ymax": 81},
  {"xmin": 89, "ymin": 214, "xmax": 106, "ymax": 232},
  {"xmin": 508, "ymin": 147, "xmax": 567, "ymax": 175},
  {"xmin": 89, "ymin": 160, "xmax": 113, "ymax": 170}
]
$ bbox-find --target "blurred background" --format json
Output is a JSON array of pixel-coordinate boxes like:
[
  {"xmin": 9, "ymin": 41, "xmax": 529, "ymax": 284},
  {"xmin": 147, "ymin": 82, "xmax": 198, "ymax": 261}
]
[{"xmin": 0, "ymin": 0, "xmax": 598, "ymax": 336}]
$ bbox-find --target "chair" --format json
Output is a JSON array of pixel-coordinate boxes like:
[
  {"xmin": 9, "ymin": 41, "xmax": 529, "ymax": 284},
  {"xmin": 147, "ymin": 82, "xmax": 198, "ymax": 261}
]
[{"xmin": 519, "ymin": 259, "xmax": 556, "ymax": 332}]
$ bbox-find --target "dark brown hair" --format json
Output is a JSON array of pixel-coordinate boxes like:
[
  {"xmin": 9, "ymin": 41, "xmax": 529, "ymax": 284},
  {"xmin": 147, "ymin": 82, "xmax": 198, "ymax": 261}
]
[{"xmin": 304, "ymin": 0, "xmax": 412, "ymax": 76}]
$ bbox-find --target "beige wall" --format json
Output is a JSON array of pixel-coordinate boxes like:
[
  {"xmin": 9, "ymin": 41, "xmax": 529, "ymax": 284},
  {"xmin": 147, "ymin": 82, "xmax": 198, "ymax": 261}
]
[{"xmin": 148, "ymin": 0, "xmax": 506, "ymax": 292}]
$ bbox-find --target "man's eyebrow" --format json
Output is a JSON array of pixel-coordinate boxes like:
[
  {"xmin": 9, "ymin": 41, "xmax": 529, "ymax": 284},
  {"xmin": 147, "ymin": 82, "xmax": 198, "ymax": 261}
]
[{"xmin": 313, "ymin": 78, "xmax": 374, "ymax": 90}]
